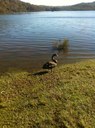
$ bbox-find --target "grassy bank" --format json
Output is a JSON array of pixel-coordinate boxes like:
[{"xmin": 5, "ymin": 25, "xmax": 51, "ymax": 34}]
[{"xmin": 0, "ymin": 60, "xmax": 95, "ymax": 128}]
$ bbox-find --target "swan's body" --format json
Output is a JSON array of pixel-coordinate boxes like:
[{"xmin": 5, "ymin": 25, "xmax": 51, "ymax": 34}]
[{"xmin": 43, "ymin": 54, "xmax": 58, "ymax": 71}]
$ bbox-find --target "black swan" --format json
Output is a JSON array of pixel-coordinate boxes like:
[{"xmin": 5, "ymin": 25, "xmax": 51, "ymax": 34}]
[{"xmin": 43, "ymin": 53, "xmax": 58, "ymax": 71}]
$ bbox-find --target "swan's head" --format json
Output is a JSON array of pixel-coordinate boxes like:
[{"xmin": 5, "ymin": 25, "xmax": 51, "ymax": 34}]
[{"xmin": 52, "ymin": 53, "xmax": 58, "ymax": 58}]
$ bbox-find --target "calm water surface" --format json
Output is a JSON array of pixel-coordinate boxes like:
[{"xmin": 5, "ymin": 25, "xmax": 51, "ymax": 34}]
[{"xmin": 0, "ymin": 11, "xmax": 95, "ymax": 72}]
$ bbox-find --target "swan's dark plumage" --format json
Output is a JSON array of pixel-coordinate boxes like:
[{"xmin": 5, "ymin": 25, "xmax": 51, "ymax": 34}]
[{"xmin": 43, "ymin": 54, "xmax": 58, "ymax": 71}]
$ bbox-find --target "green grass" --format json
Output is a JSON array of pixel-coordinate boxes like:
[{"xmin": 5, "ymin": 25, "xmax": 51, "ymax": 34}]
[{"xmin": 0, "ymin": 60, "xmax": 95, "ymax": 128}]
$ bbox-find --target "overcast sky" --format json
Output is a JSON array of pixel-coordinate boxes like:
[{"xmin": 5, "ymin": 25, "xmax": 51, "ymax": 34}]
[{"xmin": 22, "ymin": 0, "xmax": 94, "ymax": 6}]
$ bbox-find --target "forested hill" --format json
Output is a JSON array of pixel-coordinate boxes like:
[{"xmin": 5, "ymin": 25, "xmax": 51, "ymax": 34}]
[
  {"xmin": 0, "ymin": 0, "xmax": 50, "ymax": 14},
  {"xmin": 55, "ymin": 2, "xmax": 95, "ymax": 11},
  {"xmin": 0, "ymin": 0, "xmax": 95, "ymax": 14}
]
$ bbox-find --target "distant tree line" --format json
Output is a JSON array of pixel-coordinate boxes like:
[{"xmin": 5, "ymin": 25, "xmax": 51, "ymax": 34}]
[
  {"xmin": 0, "ymin": 0, "xmax": 49, "ymax": 14},
  {"xmin": 0, "ymin": 0, "xmax": 95, "ymax": 14}
]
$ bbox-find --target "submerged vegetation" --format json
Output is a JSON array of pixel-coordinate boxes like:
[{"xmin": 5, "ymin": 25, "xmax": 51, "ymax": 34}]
[
  {"xmin": 0, "ymin": 60, "xmax": 95, "ymax": 127},
  {"xmin": 53, "ymin": 39, "xmax": 69, "ymax": 52}
]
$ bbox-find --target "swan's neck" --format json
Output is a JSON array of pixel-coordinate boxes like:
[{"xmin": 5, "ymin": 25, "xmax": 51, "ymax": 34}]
[{"xmin": 52, "ymin": 56, "xmax": 57, "ymax": 63}]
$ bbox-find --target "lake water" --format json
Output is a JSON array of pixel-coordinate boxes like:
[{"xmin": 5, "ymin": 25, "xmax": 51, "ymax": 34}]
[{"xmin": 0, "ymin": 11, "xmax": 95, "ymax": 72}]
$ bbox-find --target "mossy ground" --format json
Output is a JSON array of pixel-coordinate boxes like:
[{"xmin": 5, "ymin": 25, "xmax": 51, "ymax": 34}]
[{"xmin": 0, "ymin": 60, "xmax": 95, "ymax": 128}]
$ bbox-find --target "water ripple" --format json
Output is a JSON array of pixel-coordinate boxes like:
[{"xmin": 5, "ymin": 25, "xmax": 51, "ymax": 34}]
[{"xmin": 0, "ymin": 11, "xmax": 95, "ymax": 72}]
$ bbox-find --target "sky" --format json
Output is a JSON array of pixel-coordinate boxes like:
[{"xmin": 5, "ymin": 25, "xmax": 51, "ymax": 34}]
[{"xmin": 22, "ymin": 0, "xmax": 94, "ymax": 6}]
